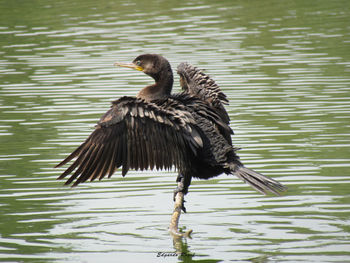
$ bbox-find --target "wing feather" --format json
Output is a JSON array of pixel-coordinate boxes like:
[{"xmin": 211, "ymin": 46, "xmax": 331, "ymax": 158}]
[
  {"xmin": 90, "ymin": 144, "xmax": 108, "ymax": 181},
  {"xmin": 177, "ymin": 62, "xmax": 228, "ymax": 106},
  {"xmin": 177, "ymin": 62, "xmax": 230, "ymax": 126},
  {"xmin": 107, "ymin": 137, "xmax": 119, "ymax": 178},
  {"xmin": 56, "ymin": 96, "xmax": 203, "ymax": 186}
]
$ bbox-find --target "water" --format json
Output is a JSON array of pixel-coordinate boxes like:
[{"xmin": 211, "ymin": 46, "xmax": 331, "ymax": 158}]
[{"xmin": 1, "ymin": 0, "xmax": 350, "ymax": 262}]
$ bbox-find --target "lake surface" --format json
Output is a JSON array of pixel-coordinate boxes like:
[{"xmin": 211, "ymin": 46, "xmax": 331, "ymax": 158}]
[{"xmin": 1, "ymin": 0, "xmax": 350, "ymax": 262}]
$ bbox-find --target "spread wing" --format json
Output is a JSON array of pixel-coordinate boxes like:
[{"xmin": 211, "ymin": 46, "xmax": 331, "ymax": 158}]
[
  {"xmin": 55, "ymin": 96, "xmax": 203, "ymax": 186},
  {"xmin": 177, "ymin": 63, "xmax": 233, "ymax": 145},
  {"xmin": 177, "ymin": 62, "xmax": 230, "ymax": 124}
]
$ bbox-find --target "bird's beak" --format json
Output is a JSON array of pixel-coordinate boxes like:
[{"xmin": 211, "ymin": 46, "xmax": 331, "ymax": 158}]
[{"xmin": 114, "ymin": 62, "xmax": 143, "ymax": 71}]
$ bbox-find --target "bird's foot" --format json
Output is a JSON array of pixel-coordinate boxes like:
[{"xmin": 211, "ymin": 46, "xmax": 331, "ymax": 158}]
[
  {"xmin": 173, "ymin": 188, "xmax": 187, "ymax": 213},
  {"xmin": 173, "ymin": 176, "xmax": 187, "ymax": 213}
]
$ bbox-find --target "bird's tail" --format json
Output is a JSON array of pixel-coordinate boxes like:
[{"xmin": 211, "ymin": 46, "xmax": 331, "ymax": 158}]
[{"xmin": 232, "ymin": 165, "xmax": 287, "ymax": 195}]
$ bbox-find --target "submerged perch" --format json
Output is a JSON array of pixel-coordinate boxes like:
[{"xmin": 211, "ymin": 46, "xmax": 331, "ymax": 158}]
[{"xmin": 55, "ymin": 54, "xmax": 287, "ymax": 235}]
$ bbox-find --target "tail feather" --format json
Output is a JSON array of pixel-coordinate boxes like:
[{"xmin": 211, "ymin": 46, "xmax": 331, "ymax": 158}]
[{"xmin": 234, "ymin": 166, "xmax": 287, "ymax": 195}]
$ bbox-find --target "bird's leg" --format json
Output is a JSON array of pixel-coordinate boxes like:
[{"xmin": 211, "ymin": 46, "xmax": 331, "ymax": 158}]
[
  {"xmin": 173, "ymin": 174, "xmax": 189, "ymax": 212},
  {"xmin": 169, "ymin": 174, "xmax": 192, "ymax": 238}
]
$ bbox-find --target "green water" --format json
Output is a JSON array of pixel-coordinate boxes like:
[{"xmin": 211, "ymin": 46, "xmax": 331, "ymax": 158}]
[{"xmin": 1, "ymin": 0, "xmax": 350, "ymax": 262}]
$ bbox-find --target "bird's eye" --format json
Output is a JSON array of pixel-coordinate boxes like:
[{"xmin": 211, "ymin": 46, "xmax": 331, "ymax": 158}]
[{"xmin": 135, "ymin": 60, "xmax": 141, "ymax": 66}]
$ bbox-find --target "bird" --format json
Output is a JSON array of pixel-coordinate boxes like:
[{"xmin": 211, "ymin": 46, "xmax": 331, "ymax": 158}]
[{"xmin": 55, "ymin": 54, "xmax": 286, "ymax": 213}]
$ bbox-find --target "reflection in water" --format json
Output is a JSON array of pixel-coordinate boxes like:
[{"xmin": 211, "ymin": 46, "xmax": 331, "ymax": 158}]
[
  {"xmin": 172, "ymin": 236, "xmax": 195, "ymax": 262},
  {"xmin": 1, "ymin": 0, "xmax": 350, "ymax": 262}
]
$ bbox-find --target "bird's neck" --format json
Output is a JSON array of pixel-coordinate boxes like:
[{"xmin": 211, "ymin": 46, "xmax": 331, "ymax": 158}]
[{"xmin": 137, "ymin": 70, "xmax": 173, "ymax": 102}]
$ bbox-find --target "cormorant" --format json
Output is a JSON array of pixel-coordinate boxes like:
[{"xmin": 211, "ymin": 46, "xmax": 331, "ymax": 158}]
[{"xmin": 55, "ymin": 54, "xmax": 286, "ymax": 232}]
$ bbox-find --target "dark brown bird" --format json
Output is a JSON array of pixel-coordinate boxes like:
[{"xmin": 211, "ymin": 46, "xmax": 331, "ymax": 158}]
[{"xmin": 56, "ymin": 54, "xmax": 286, "ymax": 212}]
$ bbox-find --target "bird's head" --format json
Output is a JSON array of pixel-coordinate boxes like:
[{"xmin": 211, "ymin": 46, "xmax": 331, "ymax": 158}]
[{"xmin": 114, "ymin": 54, "xmax": 171, "ymax": 81}]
